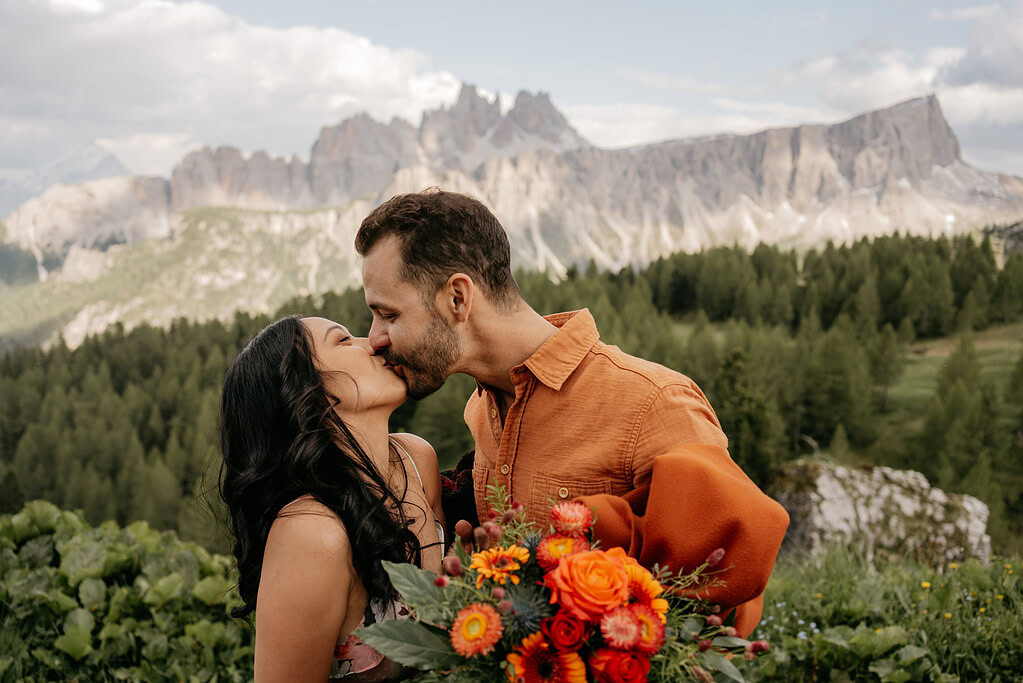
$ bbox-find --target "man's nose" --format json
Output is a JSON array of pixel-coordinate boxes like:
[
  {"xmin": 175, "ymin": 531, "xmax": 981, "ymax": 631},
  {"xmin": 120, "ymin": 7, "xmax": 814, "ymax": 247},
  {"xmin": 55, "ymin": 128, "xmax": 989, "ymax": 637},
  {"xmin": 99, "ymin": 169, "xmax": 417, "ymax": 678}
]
[{"xmin": 368, "ymin": 320, "xmax": 389, "ymax": 353}]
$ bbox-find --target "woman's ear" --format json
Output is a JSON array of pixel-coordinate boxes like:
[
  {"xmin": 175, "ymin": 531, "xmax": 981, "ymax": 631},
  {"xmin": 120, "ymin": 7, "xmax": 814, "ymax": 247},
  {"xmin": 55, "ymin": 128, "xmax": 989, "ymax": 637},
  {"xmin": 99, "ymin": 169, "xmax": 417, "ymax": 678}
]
[{"xmin": 443, "ymin": 273, "xmax": 474, "ymax": 323}]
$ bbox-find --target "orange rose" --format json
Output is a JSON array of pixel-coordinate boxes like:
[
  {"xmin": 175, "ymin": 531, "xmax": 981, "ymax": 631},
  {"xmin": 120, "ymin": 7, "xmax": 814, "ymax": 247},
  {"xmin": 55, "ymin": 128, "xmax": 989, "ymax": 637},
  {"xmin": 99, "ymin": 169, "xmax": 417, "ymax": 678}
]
[{"xmin": 544, "ymin": 549, "xmax": 630, "ymax": 622}]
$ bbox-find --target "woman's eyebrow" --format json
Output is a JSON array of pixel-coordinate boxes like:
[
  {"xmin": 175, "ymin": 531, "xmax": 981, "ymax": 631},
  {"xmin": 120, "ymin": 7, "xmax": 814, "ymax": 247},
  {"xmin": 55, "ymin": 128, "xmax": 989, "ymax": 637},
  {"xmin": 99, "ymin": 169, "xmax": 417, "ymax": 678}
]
[{"xmin": 323, "ymin": 325, "xmax": 348, "ymax": 342}]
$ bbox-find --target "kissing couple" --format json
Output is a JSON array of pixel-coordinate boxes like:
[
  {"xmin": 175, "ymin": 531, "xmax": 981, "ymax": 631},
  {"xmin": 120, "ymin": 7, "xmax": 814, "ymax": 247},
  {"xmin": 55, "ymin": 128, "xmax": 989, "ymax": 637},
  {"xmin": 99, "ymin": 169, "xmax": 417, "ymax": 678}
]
[{"xmin": 218, "ymin": 189, "xmax": 790, "ymax": 681}]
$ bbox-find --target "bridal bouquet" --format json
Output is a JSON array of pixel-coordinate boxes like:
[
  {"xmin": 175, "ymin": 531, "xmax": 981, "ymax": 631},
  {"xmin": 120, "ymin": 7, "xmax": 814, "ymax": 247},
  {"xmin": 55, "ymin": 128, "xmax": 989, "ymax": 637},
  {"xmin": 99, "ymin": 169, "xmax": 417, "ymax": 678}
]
[{"xmin": 356, "ymin": 486, "xmax": 769, "ymax": 682}]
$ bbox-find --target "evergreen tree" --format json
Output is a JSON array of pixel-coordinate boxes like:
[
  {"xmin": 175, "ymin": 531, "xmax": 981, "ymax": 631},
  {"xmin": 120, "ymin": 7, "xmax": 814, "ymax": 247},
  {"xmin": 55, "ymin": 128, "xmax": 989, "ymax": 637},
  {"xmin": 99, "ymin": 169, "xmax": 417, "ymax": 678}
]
[{"xmin": 871, "ymin": 323, "xmax": 904, "ymax": 411}]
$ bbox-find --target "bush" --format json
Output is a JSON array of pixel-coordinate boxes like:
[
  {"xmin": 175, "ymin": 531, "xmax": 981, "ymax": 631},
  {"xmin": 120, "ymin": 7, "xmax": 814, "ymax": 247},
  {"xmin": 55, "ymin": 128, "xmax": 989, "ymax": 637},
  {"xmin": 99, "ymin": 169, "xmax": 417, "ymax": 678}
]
[
  {"xmin": 751, "ymin": 546, "xmax": 1022, "ymax": 682},
  {"xmin": 0, "ymin": 500, "xmax": 253, "ymax": 681}
]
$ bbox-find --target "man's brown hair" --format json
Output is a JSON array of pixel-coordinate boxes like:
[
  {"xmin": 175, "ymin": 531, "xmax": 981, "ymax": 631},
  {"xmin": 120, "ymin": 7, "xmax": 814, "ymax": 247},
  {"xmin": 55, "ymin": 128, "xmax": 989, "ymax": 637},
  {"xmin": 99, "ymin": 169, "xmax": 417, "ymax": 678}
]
[{"xmin": 355, "ymin": 189, "xmax": 520, "ymax": 305}]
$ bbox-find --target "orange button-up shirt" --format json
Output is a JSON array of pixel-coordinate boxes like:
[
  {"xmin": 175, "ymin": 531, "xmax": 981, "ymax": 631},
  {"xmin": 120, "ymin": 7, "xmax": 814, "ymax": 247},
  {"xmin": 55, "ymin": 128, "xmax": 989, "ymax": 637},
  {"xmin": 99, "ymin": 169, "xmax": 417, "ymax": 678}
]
[
  {"xmin": 465, "ymin": 309, "xmax": 728, "ymax": 526},
  {"xmin": 464, "ymin": 309, "xmax": 789, "ymax": 637}
]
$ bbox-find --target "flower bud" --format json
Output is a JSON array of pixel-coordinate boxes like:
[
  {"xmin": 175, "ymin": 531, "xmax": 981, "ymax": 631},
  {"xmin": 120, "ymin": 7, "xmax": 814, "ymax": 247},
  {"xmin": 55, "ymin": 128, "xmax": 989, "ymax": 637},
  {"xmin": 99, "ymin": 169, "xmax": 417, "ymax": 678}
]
[
  {"xmin": 752, "ymin": 640, "xmax": 770, "ymax": 653},
  {"xmin": 722, "ymin": 626, "xmax": 738, "ymax": 638},
  {"xmin": 501, "ymin": 508, "xmax": 517, "ymax": 524},
  {"xmin": 744, "ymin": 650, "xmax": 756, "ymax": 662},
  {"xmin": 698, "ymin": 639, "xmax": 713, "ymax": 652},
  {"xmin": 497, "ymin": 600, "xmax": 513, "ymax": 614},
  {"xmin": 492, "ymin": 587, "xmax": 506, "ymax": 599},
  {"xmin": 484, "ymin": 521, "xmax": 503, "ymax": 538},
  {"xmin": 487, "ymin": 509, "xmax": 499, "ymax": 520},
  {"xmin": 691, "ymin": 666, "xmax": 712, "ymax": 683},
  {"xmin": 511, "ymin": 501, "xmax": 524, "ymax": 513},
  {"xmin": 705, "ymin": 615, "xmax": 723, "ymax": 627},
  {"xmin": 705, "ymin": 547, "xmax": 725, "ymax": 568},
  {"xmin": 442, "ymin": 554, "xmax": 463, "ymax": 577},
  {"xmin": 433, "ymin": 575, "xmax": 449, "ymax": 587},
  {"xmin": 473, "ymin": 527, "xmax": 491, "ymax": 550},
  {"xmin": 454, "ymin": 520, "xmax": 473, "ymax": 539}
]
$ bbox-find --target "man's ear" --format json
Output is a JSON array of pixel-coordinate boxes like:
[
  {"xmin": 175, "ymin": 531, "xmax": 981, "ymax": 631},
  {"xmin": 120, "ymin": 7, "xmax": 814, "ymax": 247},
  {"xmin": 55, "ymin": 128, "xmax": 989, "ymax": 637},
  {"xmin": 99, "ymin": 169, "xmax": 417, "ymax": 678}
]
[{"xmin": 442, "ymin": 273, "xmax": 474, "ymax": 323}]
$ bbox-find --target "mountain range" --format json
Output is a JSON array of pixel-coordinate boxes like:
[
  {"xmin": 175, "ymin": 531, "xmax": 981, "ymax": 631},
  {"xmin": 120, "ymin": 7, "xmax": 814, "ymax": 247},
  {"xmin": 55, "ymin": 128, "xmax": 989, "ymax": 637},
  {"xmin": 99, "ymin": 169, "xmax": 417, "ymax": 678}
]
[{"xmin": 1, "ymin": 85, "xmax": 1022, "ymax": 349}]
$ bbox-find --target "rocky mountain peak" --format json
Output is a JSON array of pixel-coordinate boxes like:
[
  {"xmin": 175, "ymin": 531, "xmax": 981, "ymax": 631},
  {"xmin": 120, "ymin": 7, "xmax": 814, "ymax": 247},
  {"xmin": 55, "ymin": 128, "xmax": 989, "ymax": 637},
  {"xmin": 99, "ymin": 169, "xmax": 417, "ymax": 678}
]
[{"xmin": 502, "ymin": 90, "xmax": 586, "ymax": 146}]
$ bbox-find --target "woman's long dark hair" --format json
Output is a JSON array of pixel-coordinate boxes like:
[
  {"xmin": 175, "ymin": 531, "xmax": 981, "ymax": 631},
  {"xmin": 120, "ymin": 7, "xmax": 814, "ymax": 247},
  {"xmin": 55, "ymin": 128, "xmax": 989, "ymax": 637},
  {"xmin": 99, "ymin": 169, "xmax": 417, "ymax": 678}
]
[{"xmin": 219, "ymin": 315, "xmax": 422, "ymax": 619}]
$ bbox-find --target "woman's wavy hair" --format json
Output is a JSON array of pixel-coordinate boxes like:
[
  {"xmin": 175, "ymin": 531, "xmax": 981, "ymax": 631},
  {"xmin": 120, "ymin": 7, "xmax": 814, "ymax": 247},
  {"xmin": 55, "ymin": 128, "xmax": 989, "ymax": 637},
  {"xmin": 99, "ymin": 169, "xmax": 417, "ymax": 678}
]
[{"xmin": 219, "ymin": 315, "xmax": 421, "ymax": 619}]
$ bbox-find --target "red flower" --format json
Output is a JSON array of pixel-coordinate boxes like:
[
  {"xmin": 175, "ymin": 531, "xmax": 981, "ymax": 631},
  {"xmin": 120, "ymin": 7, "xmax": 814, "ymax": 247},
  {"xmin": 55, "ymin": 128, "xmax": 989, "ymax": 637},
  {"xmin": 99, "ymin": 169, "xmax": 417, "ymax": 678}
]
[
  {"xmin": 541, "ymin": 612, "xmax": 590, "ymax": 652},
  {"xmin": 628, "ymin": 604, "xmax": 665, "ymax": 656},
  {"xmin": 588, "ymin": 648, "xmax": 651, "ymax": 683}
]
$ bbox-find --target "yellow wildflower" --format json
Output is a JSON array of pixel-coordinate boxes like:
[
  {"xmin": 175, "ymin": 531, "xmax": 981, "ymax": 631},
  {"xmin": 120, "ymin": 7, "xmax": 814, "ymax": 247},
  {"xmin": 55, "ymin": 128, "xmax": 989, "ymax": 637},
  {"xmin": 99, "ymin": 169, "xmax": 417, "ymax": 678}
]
[
  {"xmin": 948, "ymin": 563, "xmax": 959, "ymax": 569},
  {"xmin": 815, "ymin": 592, "xmax": 823, "ymax": 599},
  {"xmin": 944, "ymin": 612, "xmax": 952, "ymax": 620},
  {"xmin": 996, "ymin": 594, "xmax": 1004, "ymax": 600},
  {"xmin": 921, "ymin": 581, "xmax": 931, "ymax": 589},
  {"xmin": 875, "ymin": 628, "xmax": 882, "ymax": 634},
  {"xmin": 1005, "ymin": 563, "xmax": 1012, "ymax": 570},
  {"xmin": 469, "ymin": 545, "xmax": 531, "ymax": 589},
  {"xmin": 979, "ymin": 607, "xmax": 986, "ymax": 613}
]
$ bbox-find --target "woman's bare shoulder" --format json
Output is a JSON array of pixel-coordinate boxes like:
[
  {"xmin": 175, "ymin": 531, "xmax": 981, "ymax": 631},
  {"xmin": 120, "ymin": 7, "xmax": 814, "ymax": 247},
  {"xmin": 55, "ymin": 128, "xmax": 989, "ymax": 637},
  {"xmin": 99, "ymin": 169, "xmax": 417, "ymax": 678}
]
[{"xmin": 267, "ymin": 499, "xmax": 351, "ymax": 561}]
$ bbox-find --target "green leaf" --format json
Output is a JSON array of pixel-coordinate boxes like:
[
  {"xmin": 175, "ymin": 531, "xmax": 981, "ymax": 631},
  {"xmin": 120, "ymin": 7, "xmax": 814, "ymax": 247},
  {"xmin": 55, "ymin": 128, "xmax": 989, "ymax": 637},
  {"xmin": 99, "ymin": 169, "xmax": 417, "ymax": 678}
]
[
  {"xmin": 59, "ymin": 537, "xmax": 107, "ymax": 587},
  {"xmin": 64, "ymin": 607, "xmax": 96, "ymax": 633},
  {"xmin": 24, "ymin": 500, "xmax": 61, "ymax": 534},
  {"xmin": 712, "ymin": 636, "xmax": 750, "ymax": 649},
  {"xmin": 54, "ymin": 624, "xmax": 94, "ymax": 661},
  {"xmin": 355, "ymin": 620, "xmax": 463, "ymax": 669},
  {"xmin": 32, "ymin": 647, "xmax": 64, "ymax": 670},
  {"xmin": 381, "ymin": 560, "xmax": 445, "ymax": 604},
  {"xmin": 78, "ymin": 577, "xmax": 106, "ymax": 610},
  {"xmin": 99, "ymin": 623, "xmax": 124, "ymax": 641},
  {"xmin": 883, "ymin": 672, "xmax": 912, "ymax": 683},
  {"xmin": 143, "ymin": 572, "xmax": 184, "ymax": 607},
  {"xmin": 698, "ymin": 651, "xmax": 744, "ymax": 683},
  {"xmin": 875, "ymin": 625, "xmax": 909, "ymax": 655},
  {"xmin": 896, "ymin": 644, "xmax": 930, "ymax": 664},
  {"xmin": 186, "ymin": 620, "xmax": 226, "ymax": 649},
  {"xmin": 869, "ymin": 658, "xmax": 898, "ymax": 678},
  {"xmin": 192, "ymin": 575, "xmax": 232, "ymax": 606},
  {"xmin": 682, "ymin": 616, "xmax": 703, "ymax": 638},
  {"xmin": 0, "ymin": 656, "xmax": 12, "ymax": 676}
]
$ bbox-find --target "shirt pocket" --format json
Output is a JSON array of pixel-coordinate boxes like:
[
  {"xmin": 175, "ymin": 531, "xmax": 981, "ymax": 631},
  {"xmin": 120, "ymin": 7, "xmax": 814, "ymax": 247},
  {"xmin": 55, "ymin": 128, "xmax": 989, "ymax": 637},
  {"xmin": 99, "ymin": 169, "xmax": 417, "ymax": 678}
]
[{"xmin": 529, "ymin": 474, "xmax": 613, "ymax": 513}]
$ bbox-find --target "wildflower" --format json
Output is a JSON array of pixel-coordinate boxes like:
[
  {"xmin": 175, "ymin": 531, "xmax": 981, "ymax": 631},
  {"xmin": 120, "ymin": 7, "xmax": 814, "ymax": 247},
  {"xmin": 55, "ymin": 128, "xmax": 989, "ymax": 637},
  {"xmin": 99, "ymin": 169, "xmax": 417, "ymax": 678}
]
[
  {"xmin": 434, "ymin": 576, "xmax": 450, "ymax": 588},
  {"xmin": 875, "ymin": 628, "xmax": 882, "ymax": 634},
  {"xmin": 949, "ymin": 563, "xmax": 959, "ymax": 569},
  {"xmin": 705, "ymin": 547, "xmax": 726, "ymax": 567},
  {"xmin": 450, "ymin": 603, "xmax": 503, "ymax": 657},
  {"xmin": 921, "ymin": 581, "xmax": 931, "ymax": 589},
  {"xmin": 471, "ymin": 545, "xmax": 531, "ymax": 589},
  {"xmin": 796, "ymin": 631, "xmax": 807, "ymax": 640},
  {"xmin": 600, "ymin": 607, "xmax": 641, "ymax": 649},
  {"xmin": 629, "ymin": 604, "xmax": 666, "ymax": 655},
  {"xmin": 605, "ymin": 548, "xmax": 668, "ymax": 622},
  {"xmin": 815, "ymin": 592, "xmax": 823, "ymax": 599},
  {"xmin": 506, "ymin": 632, "xmax": 586, "ymax": 683},
  {"xmin": 443, "ymin": 553, "xmax": 464, "ymax": 577},
  {"xmin": 944, "ymin": 613, "xmax": 952, "ymax": 620},
  {"xmin": 705, "ymin": 614, "xmax": 723, "ymax": 627},
  {"xmin": 1005, "ymin": 563, "xmax": 1013, "ymax": 570},
  {"xmin": 996, "ymin": 594, "xmax": 1004, "ymax": 600},
  {"xmin": 537, "ymin": 533, "xmax": 591, "ymax": 571},
  {"xmin": 550, "ymin": 502, "xmax": 594, "ymax": 535},
  {"xmin": 979, "ymin": 607, "xmax": 986, "ymax": 613}
]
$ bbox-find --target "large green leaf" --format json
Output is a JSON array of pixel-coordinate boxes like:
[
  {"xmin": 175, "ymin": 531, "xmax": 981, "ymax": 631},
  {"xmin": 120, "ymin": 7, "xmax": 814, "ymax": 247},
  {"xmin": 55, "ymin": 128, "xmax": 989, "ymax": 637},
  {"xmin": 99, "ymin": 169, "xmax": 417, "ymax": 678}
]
[
  {"xmin": 143, "ymin": 573, "xmax": 185, "ymax": 607},
  {"xmin": 192, "ymin": 575, "xmax": 232, "ymax": 606},
  {"xmin": 59, "ymin": 536, "xmax": 107, "ymax": 587},
  {"xmin": 698, "ymin": 650, "xmax": 744, "ymax": 683},
  {"xmin": 355, "ymin": 620, "xmax": 463, "ymax": 670},
  {"xmin": 64, "ymin": 607, "xmax": 96, "ymax": 633},
  {"xmin": 380, "ymin": 560, "xmax": 456, "ymax": 624},
  {"xmin": 185, "ymin": 620, "xmax": 225, "ymax": 649},
  {"xmin": 78, "ymin": 577, "xmax": 106, "ymax": 610},
  {"xmin": 54, "ymin": 624, "xmax": 93, "ymax": 661}
]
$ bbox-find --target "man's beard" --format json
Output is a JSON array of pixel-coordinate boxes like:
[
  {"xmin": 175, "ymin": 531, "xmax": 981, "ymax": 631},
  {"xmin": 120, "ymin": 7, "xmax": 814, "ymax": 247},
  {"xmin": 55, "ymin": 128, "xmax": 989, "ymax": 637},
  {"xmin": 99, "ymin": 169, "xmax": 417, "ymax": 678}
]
[{"xmin": 385, "ymin": 311, "xmax": 460, "ymax": 400}]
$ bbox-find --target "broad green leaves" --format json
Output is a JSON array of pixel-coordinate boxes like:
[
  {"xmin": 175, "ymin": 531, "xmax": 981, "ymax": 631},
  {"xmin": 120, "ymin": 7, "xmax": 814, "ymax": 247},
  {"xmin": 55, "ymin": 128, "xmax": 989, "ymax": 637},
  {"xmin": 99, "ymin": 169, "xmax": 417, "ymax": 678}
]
[{"xmin": 355, "ymin": 621, "xmax": 462, "ymax": 670}]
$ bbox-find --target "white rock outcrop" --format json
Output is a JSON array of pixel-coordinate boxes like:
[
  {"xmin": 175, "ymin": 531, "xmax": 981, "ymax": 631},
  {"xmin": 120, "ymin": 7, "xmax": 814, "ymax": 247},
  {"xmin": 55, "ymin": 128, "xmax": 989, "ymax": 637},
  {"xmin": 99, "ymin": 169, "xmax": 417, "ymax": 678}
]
[{"xmin": 772, "ymin": 459, "xmax": 991, "ymax": 564}]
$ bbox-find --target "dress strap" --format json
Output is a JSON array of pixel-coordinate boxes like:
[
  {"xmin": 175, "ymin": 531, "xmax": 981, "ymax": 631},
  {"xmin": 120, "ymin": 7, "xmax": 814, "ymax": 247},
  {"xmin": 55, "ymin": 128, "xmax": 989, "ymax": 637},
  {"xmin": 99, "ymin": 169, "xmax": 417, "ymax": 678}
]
[{"xmin": 390, "ymin": 436, "xmax": 425, "ymax": 490}]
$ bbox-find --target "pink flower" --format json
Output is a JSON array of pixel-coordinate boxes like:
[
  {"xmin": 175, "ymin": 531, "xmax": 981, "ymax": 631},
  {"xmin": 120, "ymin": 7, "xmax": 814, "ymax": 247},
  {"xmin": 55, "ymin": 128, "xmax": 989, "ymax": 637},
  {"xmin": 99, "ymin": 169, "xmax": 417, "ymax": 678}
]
[
  {"xmin": 705, "ymin": 548, "xmax": 725, "ymax": 567},
  {"xmin": 550, "ymin": 502, "xmax": 595, "ymax": 535},
  {"xmin": 600, "ymin": 607, "xmax": 641, "ymax": 649},
  {"xmin": 705, "ymin": 615, "xmax": 722, "ymax": 627}
]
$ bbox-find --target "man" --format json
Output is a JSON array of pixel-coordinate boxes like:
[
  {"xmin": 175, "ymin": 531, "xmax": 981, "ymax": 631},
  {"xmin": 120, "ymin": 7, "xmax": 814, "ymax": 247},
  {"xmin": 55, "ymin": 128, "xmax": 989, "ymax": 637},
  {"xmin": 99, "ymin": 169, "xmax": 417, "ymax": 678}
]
[{"xmin": 356, "ymin": 189, "xmax": 788, "ymax": 636}]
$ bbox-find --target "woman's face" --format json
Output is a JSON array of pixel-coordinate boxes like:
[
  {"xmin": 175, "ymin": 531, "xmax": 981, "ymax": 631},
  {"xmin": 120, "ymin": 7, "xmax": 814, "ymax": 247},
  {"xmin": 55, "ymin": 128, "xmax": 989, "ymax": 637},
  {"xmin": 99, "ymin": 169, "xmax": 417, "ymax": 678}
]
[{"xmin": 302, "ymin": 317, "xmax": 407, "ymax": 415}]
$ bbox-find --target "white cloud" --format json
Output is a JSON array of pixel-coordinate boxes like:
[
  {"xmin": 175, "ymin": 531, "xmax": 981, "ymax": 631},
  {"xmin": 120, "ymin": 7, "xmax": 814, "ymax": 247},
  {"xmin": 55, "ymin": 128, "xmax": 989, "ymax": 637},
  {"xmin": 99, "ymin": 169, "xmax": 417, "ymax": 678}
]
[
  {"xmin": 1, "ymin": 0, "xmax": 462, "ymax": 175},
  {"xmin": 95, "ymin": 133, "xmax": 201, "ymax": 176},
  {"xmin": 941, "ymin": 2, "xmax": 1023, "ymax": 86},
  {"xmin": 929, "ymin": 4, "xmax": 1001, "ymax": 21}
]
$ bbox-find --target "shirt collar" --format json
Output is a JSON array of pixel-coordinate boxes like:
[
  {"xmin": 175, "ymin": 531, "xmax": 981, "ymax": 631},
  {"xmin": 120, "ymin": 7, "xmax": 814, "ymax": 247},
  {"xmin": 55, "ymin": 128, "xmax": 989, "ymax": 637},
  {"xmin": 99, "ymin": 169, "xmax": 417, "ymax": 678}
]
[{"xmin": 474, "ymin": 309, "xmax": 600, "ymax": 395}]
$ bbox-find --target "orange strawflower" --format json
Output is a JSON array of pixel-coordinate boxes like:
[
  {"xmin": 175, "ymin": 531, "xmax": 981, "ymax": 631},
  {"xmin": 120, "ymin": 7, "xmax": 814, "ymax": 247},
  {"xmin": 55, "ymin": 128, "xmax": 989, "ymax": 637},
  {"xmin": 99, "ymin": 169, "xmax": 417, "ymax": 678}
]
[
  {"xmin": 544, "ymin": 549, "xmax": 630, "ymax": 622},
  {"xmin": 470, "ymin": 545, "xmax": 531, "ymax": 589},
  {"xmin": 605, "ymin": 547, "xmax": 668, "ymax": 623},
  {"xmin": 629, "ymin": 604, "xmax": 666, "ymax": 655},
  {"xmin": 450, "ymin": 603, "xmax": 503, "ymax": 657},
  {"xmin": 537, "ymin": 533, "xmax": 591, "ymax": 571},
  {"xmin": 550, "ymin": 502, "xmax": 594, "ymax": 535},
  {"xmin": 506, "ymin": 632, "xmax": 586, "ymax": 683}
]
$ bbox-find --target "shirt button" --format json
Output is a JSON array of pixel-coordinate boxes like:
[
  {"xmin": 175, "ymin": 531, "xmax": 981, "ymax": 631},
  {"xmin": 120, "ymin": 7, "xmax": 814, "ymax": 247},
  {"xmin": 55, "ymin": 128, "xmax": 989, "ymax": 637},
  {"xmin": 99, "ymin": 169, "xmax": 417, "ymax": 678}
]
[
  {"xmin": 500, "ymin": 464, "xmax": 510, "ymax": 475},
  {"xmin": 558, "ymin": 487, "xmax": 570, "ymax": 499},
  {"xmin": 490, "ymin": 408, "xmax": 497, "ymax": 418}
]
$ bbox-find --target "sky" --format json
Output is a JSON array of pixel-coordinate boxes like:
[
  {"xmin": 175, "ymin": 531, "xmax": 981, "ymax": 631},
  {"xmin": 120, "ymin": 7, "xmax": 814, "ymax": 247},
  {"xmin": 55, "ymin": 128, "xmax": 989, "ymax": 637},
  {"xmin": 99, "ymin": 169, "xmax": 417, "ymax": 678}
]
[{"xmin": 2, "ymin": 0, "xmax": 1023, "ymax": 177}]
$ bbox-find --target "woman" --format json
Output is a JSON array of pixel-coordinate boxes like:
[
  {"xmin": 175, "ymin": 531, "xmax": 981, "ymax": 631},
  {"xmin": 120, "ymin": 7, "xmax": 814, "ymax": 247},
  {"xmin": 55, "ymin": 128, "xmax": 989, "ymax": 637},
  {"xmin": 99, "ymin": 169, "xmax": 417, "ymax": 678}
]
[{"xmin": 219, "ymin": 315, "xmax": 445, "ymax": 681}]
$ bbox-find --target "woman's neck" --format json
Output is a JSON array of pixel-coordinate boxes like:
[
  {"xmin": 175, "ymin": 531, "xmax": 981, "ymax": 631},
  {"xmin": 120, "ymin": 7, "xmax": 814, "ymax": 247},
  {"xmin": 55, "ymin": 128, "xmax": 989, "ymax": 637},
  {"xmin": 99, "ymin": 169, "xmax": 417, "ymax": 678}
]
[{"xmin": 338, "ymin": 408, "xmax": 396, "ymax": 476}]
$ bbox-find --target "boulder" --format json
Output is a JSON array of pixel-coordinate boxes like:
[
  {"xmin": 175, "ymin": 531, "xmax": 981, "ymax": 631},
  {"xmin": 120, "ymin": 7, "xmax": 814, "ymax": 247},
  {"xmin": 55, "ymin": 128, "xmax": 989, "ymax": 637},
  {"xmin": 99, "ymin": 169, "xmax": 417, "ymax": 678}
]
[{"xmin": 772, "ymin": 459, "xmax": 990, "ymax": 564}]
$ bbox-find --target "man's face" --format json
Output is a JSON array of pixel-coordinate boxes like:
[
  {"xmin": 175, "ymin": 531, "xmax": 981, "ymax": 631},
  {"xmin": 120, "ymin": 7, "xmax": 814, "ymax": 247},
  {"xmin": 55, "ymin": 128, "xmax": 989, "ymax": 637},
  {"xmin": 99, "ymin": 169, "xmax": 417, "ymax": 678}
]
[{"xmin": 362, "ymin": 236, "xmax": 461, "ymax": 399}]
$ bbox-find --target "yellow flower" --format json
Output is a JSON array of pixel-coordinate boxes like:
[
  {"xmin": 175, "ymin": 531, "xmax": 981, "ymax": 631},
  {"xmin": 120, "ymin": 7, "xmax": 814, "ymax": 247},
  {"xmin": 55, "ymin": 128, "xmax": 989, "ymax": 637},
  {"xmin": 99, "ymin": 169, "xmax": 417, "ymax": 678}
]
[
  {"xmin": 986, "ymin": 598, "xmax": 991, "ymax": 603},
  {"xmin": 979, "ymin": 607, "xmax": 986, "ymax": 613},
  {"xmin": 875, "ymin": 628, "xmax": 882, "ymax": 634},
  {"xmin": 470, "ymin": 545, "xmax": 531, "ymax": 589},
  {"xmin": 948, "ymin": 563, "xmax": 959, "ymax": 569},
  {"xmin": 944, "ymin": 612, "xmax": 952, "ymax": 620},
  {"xmin": 921, "ymin": 581, "xmax": 931, "ymax": 589},
  {"xmin": 1005, "ymin": 563, "xmax": 1013, "ymax": 570},
  {"xmin": 996, "ymin": 594, "xmax": 1004, "ymax": 600},
  {"xmin": 969, "ymin": 592, "xmax": 976, "ymax": 597},
  {"xmin": 815, "ymin": 592, "xmax": 823, "ymax": 599}
]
